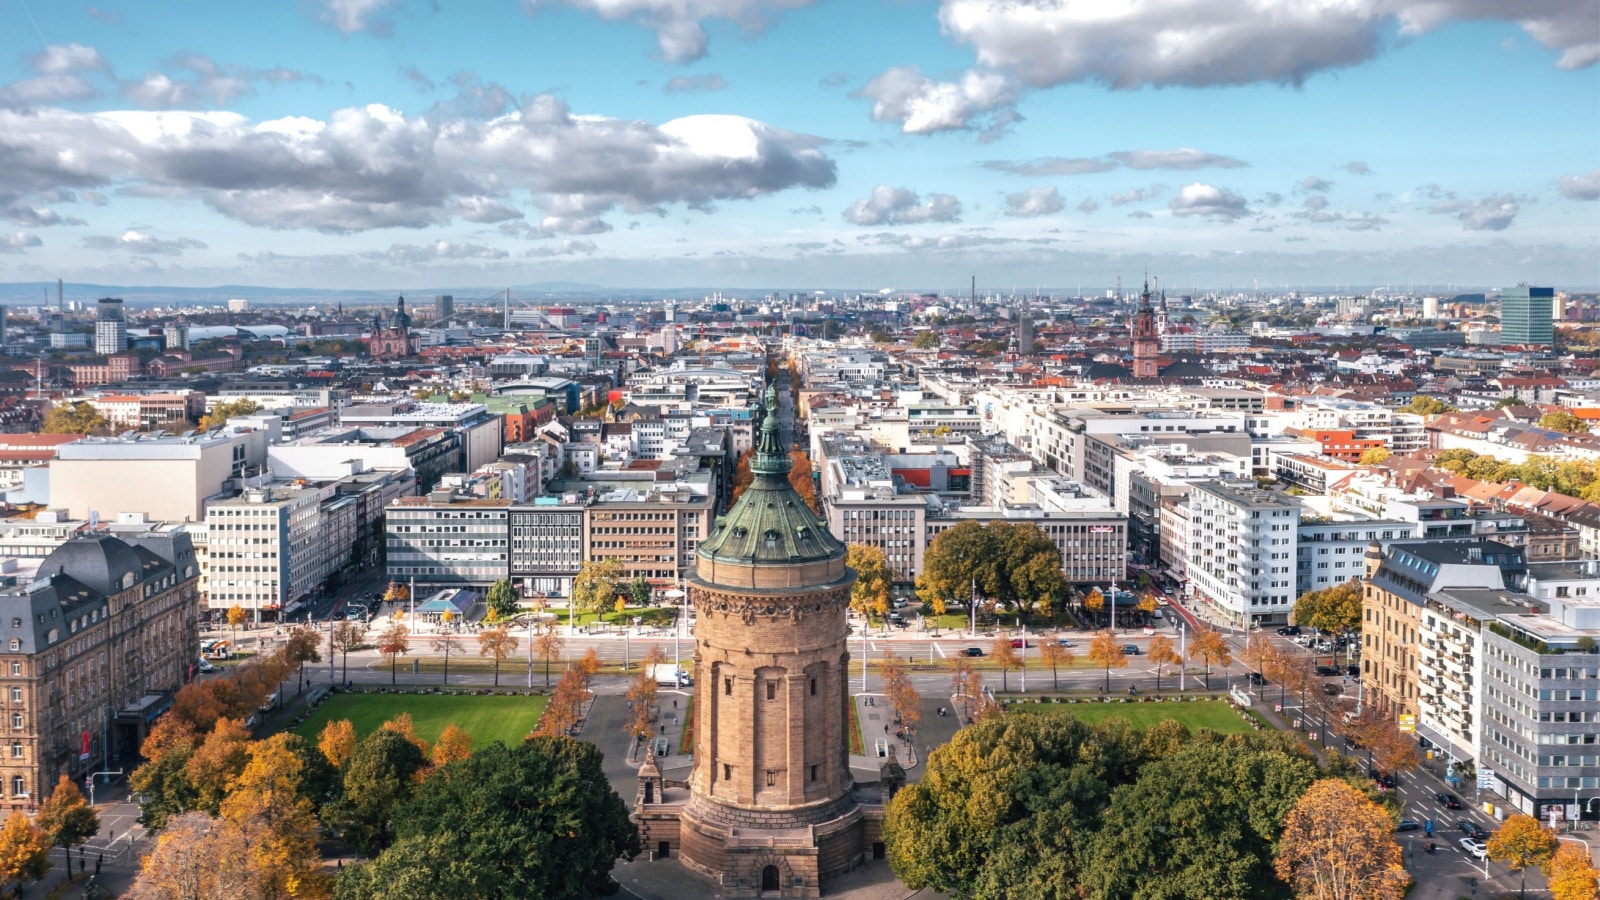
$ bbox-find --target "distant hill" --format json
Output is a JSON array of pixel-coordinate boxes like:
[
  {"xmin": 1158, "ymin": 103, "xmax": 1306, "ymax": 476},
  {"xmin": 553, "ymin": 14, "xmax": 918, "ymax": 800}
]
[{"xmin": 0, "ymin": 281, "xmax": 610, "ymax": 307}]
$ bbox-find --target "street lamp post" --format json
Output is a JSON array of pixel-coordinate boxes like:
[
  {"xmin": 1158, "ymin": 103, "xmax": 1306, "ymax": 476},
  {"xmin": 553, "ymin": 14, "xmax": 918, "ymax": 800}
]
[
  {"xmin": 1179, "ymin": 619, "xmax": 1187, "ymax": 691},
  {"xmin": 1019, "ymin": 621, "xmax": 1026, "ymax": 694}
]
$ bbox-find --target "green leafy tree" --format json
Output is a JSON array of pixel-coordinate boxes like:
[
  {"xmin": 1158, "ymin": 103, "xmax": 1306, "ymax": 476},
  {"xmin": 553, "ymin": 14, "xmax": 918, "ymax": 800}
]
[
  {"xmin": 917, "ymin": 521, "xmax": 1064, "ymax": 620},
  {"xmin": 37, "ymin": 775, "xmax": 99, "ymax": 882},
  {"xmin": 628, "ymin": 575, "xmax": 653, "ymax": 607},
  {"xmin": 338, "ymin": 737, "xmax": 641, "ymax": 900},
  {"xmin": 1079, "ymin": 738, "xmax": 1318, "ymax": 900},
  {"xmin": 571, "ymin": 558, "xmax": 624, "ymax": 617},
  {"xmin": 1539, "ymin": 410, "xmax": 1591, "ymax": 434},
  {"xmin": 331, "ymin": 728, "xmax": 428, "ymax": 854},
  {"xmin": 484, "ymin": 579, "xmax": 519, "ymax": 621},
  {"xmin": 1402, "ymin": 396, "xmax": 1453, "ymax": 416},
  {"xmin": 198, "ymin": 398, "xmax": 261, "ymax": 430},
  {"xmin": 41, "ymin": 401, "xmax": 107, "ymax": 435},
  {"xmin": 1434, "ymin": 448, "xmax": 1479, "ymax": 473},
  {"xmin": 1293, "ymin": 579, "xmax": 1364, "ymax": 636},
  {"xmin": 883, "ymin": 713, "xmax": 1138, "ymax": 898},
  {"xmin": 912, "ymin": 331, "xmax": 940, "ymax": 350}
]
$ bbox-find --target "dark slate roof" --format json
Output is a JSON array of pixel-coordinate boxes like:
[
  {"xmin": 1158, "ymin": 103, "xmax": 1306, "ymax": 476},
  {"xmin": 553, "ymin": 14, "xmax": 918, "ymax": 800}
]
[
  {"xmin": 39, "ymin": 535, "xmax": 144, "ymax": 596},
  {"xmin": 0, "ymin": 574, "xmax": 108, "ymax": 655}
]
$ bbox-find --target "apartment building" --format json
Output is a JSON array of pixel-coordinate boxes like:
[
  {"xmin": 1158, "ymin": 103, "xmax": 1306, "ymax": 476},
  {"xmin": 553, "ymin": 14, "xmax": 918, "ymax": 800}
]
[
  {"xmin": 1481, "ymin": 597, "xmax": 1600, "ymax": 821},
  {"xmin": 0, "ymin": 533, "xmax": 199, "ymax": 805},
  {"xmin": 1362, "ymin": 541, "xmax": 1525, "ymax": 720},
  {"xmin": 1296, "ymin": 515, "xmax": 1410, "ymax": 595},
  {"xmin": 1413, "ymin": 587, "xmax": 1534, "ymax": 768},
  {"xmin": 1185, "ymin": 481, "xmax": 1300, "ymax": 627}
]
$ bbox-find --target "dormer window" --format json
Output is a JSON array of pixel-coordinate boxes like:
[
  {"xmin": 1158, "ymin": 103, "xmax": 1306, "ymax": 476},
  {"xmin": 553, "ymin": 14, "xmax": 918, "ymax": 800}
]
[{"xmin": 122, "ymin": 573, "xmax": 135, "ymax": 590}]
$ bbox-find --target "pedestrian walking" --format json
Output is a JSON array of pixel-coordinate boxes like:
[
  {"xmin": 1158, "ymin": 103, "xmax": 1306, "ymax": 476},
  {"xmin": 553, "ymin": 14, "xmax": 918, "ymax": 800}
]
[{"xmin": 95, "ymin": 855, "xmax": 101, "ymax": 875}]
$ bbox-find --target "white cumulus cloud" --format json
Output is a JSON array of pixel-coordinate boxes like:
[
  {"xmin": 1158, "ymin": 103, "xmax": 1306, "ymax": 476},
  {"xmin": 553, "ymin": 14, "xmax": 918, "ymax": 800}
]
[
  {"xmin": 1558, "ymin": 168, "xmax": 1600, "ymax": 201},
  {"xmin": 520, "ymin": 0, "xmax": 818, "ymax": 63},
  {"xmin": 0, "ymin": 232, "xmax": 41, "ymax": 253},
  {"xmin": 1004, "ymin": 186, "xmax": 1064, "ymax": 217},
  {"xmin": 312, "ymin": 0, "xmax": 399, "ymax": 36},
  {"xmin": 1169, "ymin": 183, "xmax": 1251, "ymax": 220},
  {"xmin": 855, "ymin": 65, "xmax": 1016, "ymax": 135},
  {"xmin": 843, "ymin": 186, "xmax": 962, "ymax": 226},
  {"xmin": 0, "ymin": 100, "xmax": 836, "ymax": 235}
]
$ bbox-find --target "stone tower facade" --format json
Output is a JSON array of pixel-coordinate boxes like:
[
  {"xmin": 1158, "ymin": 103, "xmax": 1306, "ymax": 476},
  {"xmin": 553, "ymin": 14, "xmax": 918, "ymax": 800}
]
[
  {"xmin": 1131, "ymin": 282, "xmax": 1160, "ymax": 379},
  {"xmin": 636, "ymin": 384, "xmax": 867, "ymax": 898}
]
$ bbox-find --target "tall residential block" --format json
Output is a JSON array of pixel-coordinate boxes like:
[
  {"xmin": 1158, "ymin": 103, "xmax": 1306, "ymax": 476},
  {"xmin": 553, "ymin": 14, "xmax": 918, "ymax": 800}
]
[{"xmin": 94, "ymin": 298, "xmax": 127, "ymax": 356}]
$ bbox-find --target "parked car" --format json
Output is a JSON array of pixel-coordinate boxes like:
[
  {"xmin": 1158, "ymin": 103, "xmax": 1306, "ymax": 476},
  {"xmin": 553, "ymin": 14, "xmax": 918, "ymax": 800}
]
[
  {"xmin": 1437, "ymin": 793, "xmax": 1462, "ymax": 809},
  {"xmin": 964, "ymin": 647, "xmax": 984, "ymax": 657},
  {"xmin": 1321, "ymin": 683, "xmax": 1343, "ymax": 696},
  {"xmin": 1315, "ymin": 665, "xmax": 1341, "ymax": 677},
  {"xmin": 1277, "ymin": 625, "xmax": 1302, "ymax": 636},
  {"xmin": 1344, "ymin": 664, "xmax": 1360, "ymax": 677},
  {"xmin": 197, "ymin": 658, "xmax": 217, "ymax": 674},
  {"xmin": 1121, "ymin": 644, "xmax": 1140, "ymax": 655},
  {"xmin": 1396, "ymin": 819, "xmax": 1420, "ymax": 832},
  {"xmin": 1458, "ymin": 838, "xmax": 1488, "ymax": 860},
  {"xmin": 1457, "ymin": 820, "xmax": 1487, "ymax": 839}
]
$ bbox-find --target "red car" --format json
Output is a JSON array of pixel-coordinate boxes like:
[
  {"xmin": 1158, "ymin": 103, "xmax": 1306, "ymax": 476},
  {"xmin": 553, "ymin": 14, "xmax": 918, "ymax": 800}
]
[{"xmin": 1009, "ymin": 638, "xmax": 1030, "ymax": 648}]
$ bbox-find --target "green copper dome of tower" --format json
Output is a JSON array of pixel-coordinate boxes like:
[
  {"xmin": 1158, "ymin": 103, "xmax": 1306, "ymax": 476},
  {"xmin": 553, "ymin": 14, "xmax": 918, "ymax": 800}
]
[{"xmin": 696, "ymin": 383, "xmax": 845, "ymax": 569}]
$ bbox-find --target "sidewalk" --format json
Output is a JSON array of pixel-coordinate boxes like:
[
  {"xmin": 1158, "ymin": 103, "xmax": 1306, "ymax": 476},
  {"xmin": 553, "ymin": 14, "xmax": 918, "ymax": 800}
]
[{"xmin": 852, "ymin": 694, "xmax": 919, "ymax": 774}]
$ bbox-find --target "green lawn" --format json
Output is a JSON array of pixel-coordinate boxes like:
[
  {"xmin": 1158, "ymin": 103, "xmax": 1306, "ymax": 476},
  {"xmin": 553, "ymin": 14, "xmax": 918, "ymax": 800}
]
[
  {"xmin": 1007, "ymin": 699, "xmax": 1252, "ymax": 734},
  {"xmin": 293, "ymin": 693, "xmax": 548, "ymax": 751}
]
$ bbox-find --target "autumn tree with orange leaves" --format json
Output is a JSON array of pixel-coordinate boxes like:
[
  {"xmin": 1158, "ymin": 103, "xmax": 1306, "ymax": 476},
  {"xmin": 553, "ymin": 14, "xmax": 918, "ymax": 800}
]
[
  {"xmin": 1549, "ymin": 840, "xmax": 1600, "ymax": 900},
  {"xmin": 1274, "ymin": 779, "xmax": 1408, "ymax": 900}
]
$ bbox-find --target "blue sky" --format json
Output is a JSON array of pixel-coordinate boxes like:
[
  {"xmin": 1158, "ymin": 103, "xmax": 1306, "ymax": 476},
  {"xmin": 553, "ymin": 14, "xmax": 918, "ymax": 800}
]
[{"xmin": 0, "ymin": 0, "xmax": 1595, "ymax": 292}]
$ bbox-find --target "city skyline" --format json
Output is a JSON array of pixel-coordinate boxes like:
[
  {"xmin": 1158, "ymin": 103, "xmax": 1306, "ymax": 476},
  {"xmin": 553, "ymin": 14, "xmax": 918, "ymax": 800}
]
[{"xmin": 0, "ymin": 0, "xmax": 1596, "ymax": 291}]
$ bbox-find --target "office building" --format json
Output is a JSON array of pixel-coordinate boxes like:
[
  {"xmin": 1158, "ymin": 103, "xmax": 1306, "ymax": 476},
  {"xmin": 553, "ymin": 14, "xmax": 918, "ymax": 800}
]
[
  {"xmin": 509, "ymin": 499, "xmax": 584, "ymax": 599},
  {"xmin": 94, "ymin": 298, "xmax": 128, "ymax": 356},
  {"xmin": 434, "ymin": 294, "xmax": 453, "ymax": 322},
  {"xmin": 1500, "ymin": 285, "xmax": 1554, "ymax": 346}
]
